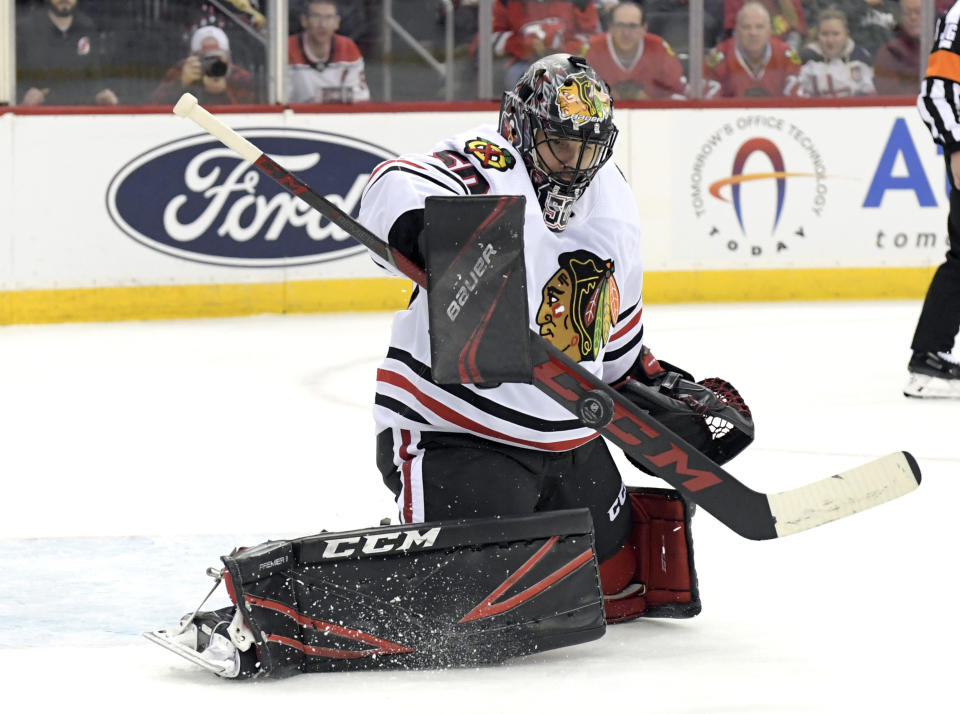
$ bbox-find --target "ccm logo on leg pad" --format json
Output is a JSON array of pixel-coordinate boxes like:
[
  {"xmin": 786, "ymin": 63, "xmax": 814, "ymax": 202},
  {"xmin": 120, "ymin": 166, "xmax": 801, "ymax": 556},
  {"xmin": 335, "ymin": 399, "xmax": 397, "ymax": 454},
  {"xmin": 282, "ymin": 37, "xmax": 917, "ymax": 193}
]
[{"xmin": 321, "ymin": 527, "xmax": 442, "ymax": 559}]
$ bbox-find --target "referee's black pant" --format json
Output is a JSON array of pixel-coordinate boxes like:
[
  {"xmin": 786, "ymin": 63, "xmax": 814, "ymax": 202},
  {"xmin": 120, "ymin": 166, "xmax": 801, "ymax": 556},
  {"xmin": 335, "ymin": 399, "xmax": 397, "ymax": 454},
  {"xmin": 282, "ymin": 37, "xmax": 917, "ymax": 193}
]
[{"xmin": 912, "ymin": 184, "xmax": 960, "ymax": 354}]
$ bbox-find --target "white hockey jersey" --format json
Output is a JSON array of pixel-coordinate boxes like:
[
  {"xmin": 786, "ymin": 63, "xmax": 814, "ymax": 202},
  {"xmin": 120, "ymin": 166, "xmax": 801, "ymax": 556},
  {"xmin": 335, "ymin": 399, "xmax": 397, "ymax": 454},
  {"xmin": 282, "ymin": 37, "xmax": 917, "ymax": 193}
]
[
  {"xmin": 798, "ymin": 39, "xmax": 875, "ymax": 97},
  {"xmin": 286, "ymin": 33, "xmax": 370, "ymax": 104},
  {"xmin": 359, "ymin": 125, "xmax": 646, "ymax": 452}
]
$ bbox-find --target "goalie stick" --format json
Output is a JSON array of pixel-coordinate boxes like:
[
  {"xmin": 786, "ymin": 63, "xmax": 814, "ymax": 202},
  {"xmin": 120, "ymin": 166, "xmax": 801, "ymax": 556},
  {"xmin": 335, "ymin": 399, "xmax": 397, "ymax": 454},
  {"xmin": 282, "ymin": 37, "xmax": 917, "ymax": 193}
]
[{"xmin": 171, "ymin": 93, "xmax": 921, "ymax": 540}]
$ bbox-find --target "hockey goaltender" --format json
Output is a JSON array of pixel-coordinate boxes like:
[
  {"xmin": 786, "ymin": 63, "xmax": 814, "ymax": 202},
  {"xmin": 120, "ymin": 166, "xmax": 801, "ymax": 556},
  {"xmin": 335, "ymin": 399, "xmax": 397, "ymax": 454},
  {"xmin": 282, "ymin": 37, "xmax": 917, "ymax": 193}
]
[{"xmin": 146, "ymin": 53, "xmax": 918, "ymax": 679}]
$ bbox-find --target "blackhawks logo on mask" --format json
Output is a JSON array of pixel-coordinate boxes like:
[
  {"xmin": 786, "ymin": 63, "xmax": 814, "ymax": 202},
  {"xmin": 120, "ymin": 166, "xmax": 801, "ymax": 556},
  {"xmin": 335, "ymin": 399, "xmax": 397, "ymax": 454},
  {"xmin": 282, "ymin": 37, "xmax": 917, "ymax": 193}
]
[
  {"xmin": 464, "ymin": 138, "xmax": 516, "ymax": 171},
  {"xmin": 555, "ymin": 72, "xmax": 612, "ymax": 128}
]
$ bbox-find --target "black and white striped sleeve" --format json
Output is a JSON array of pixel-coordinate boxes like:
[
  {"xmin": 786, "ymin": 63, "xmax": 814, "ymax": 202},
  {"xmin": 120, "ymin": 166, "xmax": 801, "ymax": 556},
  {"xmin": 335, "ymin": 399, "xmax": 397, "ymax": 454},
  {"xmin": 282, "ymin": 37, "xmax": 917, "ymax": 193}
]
[{"xmin": 919, "ymin": 3, "xmax": 960, "ymax": 153}]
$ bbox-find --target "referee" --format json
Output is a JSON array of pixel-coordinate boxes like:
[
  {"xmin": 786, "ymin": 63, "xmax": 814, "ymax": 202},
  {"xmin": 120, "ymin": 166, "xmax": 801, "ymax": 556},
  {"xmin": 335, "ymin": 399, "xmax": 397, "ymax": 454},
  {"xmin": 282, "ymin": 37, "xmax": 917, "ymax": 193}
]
[{"xmin": 911, "ymin": 1, "xmax": 960, "ymax": 398}]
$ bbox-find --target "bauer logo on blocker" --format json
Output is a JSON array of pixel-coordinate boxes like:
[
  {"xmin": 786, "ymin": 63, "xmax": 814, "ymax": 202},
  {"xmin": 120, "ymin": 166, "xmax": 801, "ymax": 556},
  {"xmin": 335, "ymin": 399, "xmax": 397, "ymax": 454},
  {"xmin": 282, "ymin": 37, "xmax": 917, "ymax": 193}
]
[{"xmin": 106, "ymin": 129, "xmax": 396, "ymax": 267}]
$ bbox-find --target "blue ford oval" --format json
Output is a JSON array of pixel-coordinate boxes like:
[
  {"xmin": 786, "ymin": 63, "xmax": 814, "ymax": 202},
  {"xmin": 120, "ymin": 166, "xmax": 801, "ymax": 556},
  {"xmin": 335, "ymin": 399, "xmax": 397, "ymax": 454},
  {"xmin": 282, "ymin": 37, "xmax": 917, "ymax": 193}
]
[{"xmin": 106, "ymin": 128, "xmax": 396, "ymax": 267}]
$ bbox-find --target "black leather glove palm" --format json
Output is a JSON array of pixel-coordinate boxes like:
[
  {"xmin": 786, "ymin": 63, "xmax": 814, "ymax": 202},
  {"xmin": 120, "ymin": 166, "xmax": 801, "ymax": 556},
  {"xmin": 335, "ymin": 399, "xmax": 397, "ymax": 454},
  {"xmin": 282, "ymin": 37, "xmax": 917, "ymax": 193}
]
[{"xmin": 616, "ymin": 347, "xmax": 754, "ymax": 466}]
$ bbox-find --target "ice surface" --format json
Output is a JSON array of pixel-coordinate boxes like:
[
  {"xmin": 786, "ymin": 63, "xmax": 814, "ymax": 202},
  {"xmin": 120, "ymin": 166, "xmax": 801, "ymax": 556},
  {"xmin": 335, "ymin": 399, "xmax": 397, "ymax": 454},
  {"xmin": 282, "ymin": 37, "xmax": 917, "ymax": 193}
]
[{"xmin": 0, "ymin": 302, "xmax": 952, "ymax": 712}]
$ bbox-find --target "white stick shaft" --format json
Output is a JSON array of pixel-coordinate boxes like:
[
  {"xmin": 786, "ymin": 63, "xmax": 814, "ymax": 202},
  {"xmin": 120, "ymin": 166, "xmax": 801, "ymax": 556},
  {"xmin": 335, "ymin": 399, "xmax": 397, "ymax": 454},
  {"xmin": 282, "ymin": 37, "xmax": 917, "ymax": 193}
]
[{"xmin": 172, "ymin": 93, "xmax": 262, "ymax": 163}]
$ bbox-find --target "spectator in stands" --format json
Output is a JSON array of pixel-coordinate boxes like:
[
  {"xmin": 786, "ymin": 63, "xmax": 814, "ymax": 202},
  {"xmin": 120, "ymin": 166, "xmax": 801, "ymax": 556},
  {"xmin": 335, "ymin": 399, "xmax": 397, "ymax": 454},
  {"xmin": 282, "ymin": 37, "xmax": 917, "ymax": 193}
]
[
  {"xmin": 150, "ymin": 26, "xmax": 255, "ymax": 105},
  {"xmin": 493, "ymin": 0, "xmax": 601, "ymax": 89},
  {"xmin": 873, "ymin": 0, "xmax": 923, "ymax": 95},
  {"xmin": 723, "ymin": 0, "xmax": 807, "ymax": 49},
  {"xmin": 803, "ymin": 0, "xmax": 898, "ymax": 57},
  {"xmin": 287, "ymin": 0, "xmax": 370, "ymax": 103},
  {"xmin": 704, "ymin": 1, "xmax": 803, "ymax": 97},
  {"xmin": 16, "ymin": 0, "xmax": 119, "ymax": 106},
  {"xmin": 798, "ymin": 6, "xmax": 875, "ymax": 96},
  {"xmin": 585, "ymin": 1, "xmax": 687, "ymax": 100}
]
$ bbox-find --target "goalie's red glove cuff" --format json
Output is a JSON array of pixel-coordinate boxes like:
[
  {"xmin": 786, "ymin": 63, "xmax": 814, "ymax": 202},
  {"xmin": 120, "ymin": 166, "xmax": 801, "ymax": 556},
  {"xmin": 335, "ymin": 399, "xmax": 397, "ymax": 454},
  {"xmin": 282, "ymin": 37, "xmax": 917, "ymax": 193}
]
[
  {"xmin": 620, "ymin": 346, "xmax": 693, "ymax": 387},
  {"xmin": 639, "ymin": 345, "xmax": 664, "ymax": 379}
]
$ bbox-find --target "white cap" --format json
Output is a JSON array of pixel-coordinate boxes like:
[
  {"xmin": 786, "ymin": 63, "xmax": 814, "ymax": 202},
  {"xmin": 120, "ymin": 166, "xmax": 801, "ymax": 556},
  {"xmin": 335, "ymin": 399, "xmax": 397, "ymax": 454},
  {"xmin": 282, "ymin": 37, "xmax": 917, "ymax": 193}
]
[{"xmin": 190, "ymin": 26, "xmax": 230, "ymax": 54}]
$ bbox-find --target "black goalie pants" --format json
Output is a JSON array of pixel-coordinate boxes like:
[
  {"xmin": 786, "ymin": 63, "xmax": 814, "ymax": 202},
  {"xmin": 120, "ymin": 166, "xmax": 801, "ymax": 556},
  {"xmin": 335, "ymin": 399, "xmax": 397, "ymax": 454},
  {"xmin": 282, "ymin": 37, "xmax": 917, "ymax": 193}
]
[
  {"xmin": 912, "ymin": 180, "xmax": 960, "ymax": 354},
  {"xmin": 376, "ymin": 429, "xmax": 632, "ymax": 562}
]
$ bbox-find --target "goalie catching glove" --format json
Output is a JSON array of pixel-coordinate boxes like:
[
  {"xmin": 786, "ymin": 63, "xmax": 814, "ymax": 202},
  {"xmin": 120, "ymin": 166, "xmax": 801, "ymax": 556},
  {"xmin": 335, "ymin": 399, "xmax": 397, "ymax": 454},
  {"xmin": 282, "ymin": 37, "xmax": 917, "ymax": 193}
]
[{"xmin": 616, "ymin": 346, "xmax": 754, "ymax": 467}]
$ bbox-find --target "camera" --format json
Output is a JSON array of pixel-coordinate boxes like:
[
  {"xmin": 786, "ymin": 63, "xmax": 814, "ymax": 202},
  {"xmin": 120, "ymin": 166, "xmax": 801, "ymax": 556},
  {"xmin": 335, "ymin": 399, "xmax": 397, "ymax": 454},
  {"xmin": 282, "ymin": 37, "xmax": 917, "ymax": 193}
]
[{"xmin": 200, "ymin": 53, "xmax": 228, "ymax": 78}]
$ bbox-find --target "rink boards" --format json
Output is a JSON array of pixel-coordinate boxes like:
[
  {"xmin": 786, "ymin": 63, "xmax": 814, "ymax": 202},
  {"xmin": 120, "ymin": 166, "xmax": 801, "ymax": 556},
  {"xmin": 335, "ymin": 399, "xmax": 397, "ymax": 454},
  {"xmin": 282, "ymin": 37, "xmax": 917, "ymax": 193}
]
[{"xmin": 0, "ymin": 101, "xmax": 946, "ymax": 324}]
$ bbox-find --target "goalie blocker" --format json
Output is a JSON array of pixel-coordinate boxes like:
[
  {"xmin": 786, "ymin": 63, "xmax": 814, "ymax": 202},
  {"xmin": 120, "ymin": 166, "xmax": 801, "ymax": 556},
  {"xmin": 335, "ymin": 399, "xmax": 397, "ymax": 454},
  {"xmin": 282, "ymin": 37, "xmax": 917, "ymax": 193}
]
[
  {"xmin": 145, "ymin": 509, "xmax": 606, "ymax": 679},
  {"xmin": 423, "ymin": 194, "xmax": 533, "ymax": 386}
]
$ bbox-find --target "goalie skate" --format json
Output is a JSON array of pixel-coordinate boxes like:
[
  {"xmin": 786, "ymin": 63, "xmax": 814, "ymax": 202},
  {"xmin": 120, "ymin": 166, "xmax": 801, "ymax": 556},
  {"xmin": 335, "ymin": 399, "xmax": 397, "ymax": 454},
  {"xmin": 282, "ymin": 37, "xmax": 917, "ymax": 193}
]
[
  {"xmin": 143, "ymin": 608, "xmax": 253, "ymax": 678},
  {"xmin": 904, "ymin": 351, "xmax": 960, "ymax": 399}
]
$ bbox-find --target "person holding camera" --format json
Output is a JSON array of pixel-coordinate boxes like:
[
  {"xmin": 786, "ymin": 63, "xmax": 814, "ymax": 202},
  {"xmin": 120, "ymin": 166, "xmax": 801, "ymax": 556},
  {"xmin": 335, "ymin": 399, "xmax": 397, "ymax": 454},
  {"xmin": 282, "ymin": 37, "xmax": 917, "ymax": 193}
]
[{"xmin": 150, "ymin": 26, "xmax": 255, "ymax": 105}]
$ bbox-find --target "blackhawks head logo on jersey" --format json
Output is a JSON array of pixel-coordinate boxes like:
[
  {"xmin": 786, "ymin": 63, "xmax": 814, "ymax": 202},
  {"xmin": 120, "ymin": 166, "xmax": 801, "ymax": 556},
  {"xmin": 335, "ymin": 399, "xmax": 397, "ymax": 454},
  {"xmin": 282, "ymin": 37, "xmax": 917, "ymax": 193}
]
[{"xmin": 536, "ymin": 250, "xmax": 620, "ymax": 362}]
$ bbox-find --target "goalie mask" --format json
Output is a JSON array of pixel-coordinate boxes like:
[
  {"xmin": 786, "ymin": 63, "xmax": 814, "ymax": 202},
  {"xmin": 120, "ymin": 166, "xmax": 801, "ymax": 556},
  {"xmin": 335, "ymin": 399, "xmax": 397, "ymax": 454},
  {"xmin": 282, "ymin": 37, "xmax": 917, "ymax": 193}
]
[{"xmin": 499, "ymin": 54, "xmax": 618, "ymax": 233}]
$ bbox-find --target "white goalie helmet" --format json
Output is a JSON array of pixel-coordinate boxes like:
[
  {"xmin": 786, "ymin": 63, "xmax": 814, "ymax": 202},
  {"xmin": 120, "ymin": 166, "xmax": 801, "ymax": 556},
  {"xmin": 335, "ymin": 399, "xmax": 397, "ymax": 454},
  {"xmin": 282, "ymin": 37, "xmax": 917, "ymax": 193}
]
[{"xmin": 498, "ymin": 54, "xmax": 619, "ymax": 232}]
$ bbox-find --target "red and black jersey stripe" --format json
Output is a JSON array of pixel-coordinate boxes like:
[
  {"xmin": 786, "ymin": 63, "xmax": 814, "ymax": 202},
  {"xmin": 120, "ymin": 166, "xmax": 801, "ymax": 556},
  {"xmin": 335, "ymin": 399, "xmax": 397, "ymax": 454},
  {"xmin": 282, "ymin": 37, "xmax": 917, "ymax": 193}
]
[{"xmin": 379, "ymin": 347, "xmax": 585, "ymax": 433}]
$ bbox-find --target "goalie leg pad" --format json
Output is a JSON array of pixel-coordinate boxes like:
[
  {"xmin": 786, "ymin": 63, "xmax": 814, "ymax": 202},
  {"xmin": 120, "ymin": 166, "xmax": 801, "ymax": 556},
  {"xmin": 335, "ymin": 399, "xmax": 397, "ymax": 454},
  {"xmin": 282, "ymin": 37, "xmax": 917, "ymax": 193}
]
[
  {"xmin": 603, "ymin": 487, "xmax": 701, "ymax": 623},
  {"xmin": 210, "ymin": 509, "xmax": 604, "ymax": 678}
]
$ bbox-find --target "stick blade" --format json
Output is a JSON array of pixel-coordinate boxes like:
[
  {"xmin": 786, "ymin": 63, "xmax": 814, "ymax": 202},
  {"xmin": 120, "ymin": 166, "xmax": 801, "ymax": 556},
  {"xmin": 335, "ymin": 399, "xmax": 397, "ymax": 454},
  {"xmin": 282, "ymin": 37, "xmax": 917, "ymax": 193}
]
[{"xmin": 768, "ymin": 451, "xmax": 921, "ymax": 538}]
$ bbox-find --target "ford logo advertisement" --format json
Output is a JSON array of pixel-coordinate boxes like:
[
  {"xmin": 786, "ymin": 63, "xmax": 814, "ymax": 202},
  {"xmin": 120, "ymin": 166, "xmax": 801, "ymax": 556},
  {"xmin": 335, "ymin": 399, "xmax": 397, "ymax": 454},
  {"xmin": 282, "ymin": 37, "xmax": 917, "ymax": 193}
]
[{"xmin": 106, "ymin": 129, "xmax": 396, "ymax": 267}]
